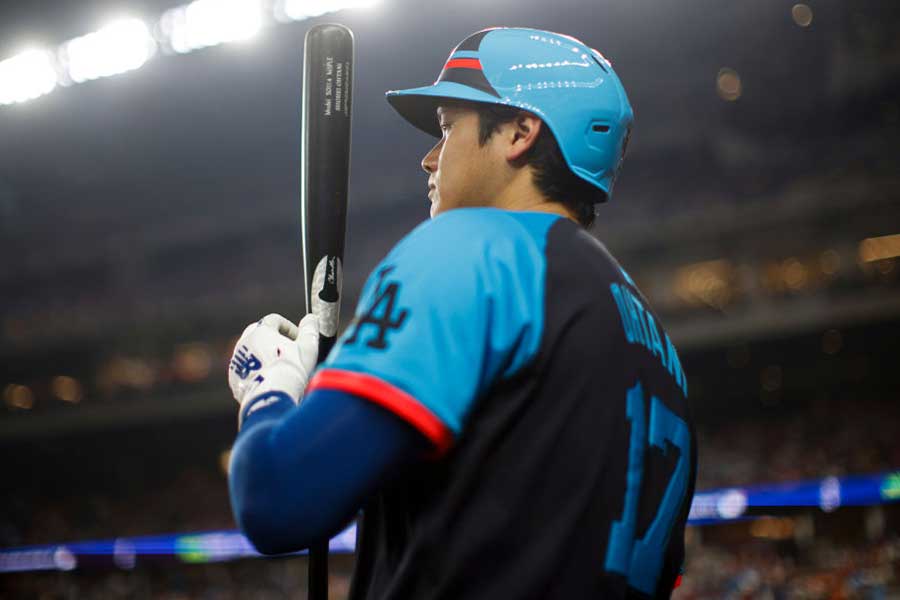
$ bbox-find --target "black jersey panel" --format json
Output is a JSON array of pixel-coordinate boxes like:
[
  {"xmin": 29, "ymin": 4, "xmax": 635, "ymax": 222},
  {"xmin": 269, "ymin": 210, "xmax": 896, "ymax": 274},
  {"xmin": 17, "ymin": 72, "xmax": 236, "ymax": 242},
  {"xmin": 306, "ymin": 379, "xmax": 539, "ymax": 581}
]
[{"xmin": 350, "ymin": 217, "xmax": 696, "ymax": 600}]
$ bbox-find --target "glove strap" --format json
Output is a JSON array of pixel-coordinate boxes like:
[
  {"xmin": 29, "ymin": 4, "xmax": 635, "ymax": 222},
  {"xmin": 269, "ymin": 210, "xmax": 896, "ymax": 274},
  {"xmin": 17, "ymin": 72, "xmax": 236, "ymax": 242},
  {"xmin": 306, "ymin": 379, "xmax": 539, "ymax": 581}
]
[{"xmin": 239, "ymin": 391, "xmax": 295, "ymax": 430}]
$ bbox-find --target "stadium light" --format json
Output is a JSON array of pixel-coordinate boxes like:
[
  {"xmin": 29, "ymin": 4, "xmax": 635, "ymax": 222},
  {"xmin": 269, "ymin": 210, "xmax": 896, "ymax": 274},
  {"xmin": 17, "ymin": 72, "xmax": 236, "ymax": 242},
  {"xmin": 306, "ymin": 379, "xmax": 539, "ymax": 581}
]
[
  {"xmin": 0, "ymin": 49, "xmax": 58, "ymax": 105},
  {"xmin": 59, "ymin": 19, "xmax": 156, "ymax": 84},
  {"xmin": 0, "ymin": 0, "xmax": 384, "ymax": 108},
  {"xmin": 274, "ymin": 0, "xmax": 379, "ymax": 23},
  {"xmin": 859, "ymin": 233, "xmax": 900, "ymax": 263},
  {"xmin": 161, "ymin": 0, "xmax": 264, "ymax": 54}
]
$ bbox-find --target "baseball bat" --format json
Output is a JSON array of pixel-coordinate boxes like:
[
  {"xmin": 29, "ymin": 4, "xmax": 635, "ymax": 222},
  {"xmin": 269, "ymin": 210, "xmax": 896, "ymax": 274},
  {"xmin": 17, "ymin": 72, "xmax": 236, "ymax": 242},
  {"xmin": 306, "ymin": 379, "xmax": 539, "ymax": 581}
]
[{"xmin": 300, "ymin": 22, "xmax": 354, "ymax": 600}]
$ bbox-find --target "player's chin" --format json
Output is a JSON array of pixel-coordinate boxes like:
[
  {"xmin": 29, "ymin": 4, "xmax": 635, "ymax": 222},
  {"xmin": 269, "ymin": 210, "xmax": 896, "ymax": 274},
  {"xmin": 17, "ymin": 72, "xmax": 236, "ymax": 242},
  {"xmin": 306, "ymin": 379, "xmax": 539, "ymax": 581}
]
[{"xmin": 429, "ymin": 200, "xmax": 439, "ymax": 219}]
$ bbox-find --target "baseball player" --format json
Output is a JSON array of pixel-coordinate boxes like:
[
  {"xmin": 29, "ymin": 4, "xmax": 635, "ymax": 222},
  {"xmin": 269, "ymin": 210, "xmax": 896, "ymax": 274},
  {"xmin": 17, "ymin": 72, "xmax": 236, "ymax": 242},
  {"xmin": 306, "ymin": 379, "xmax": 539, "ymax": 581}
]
[{"xmin": 227, "ymin": 27, "xmax": 696, "ymax": 599}]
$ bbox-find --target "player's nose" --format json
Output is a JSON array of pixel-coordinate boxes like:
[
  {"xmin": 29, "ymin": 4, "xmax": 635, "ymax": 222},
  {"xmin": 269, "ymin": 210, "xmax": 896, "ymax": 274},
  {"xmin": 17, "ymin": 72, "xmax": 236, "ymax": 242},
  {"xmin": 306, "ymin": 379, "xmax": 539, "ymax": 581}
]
[{"xmin": 421, "ymin": 140, "xmax": 440, "ymax": 174}]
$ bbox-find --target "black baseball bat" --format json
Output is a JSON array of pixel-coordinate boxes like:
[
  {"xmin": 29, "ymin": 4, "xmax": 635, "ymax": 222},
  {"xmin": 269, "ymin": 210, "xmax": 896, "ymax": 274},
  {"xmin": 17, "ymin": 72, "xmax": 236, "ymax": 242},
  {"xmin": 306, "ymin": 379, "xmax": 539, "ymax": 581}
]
[{"xmin": 300, "ymin": 22, "xmax": 354, "ymax": 600}]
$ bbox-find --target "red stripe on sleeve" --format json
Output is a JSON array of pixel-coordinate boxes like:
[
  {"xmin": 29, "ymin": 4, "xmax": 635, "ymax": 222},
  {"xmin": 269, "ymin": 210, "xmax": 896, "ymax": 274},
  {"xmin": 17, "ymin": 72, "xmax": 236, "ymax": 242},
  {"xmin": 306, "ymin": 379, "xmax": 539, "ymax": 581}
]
[
  {"xmin": 443, "ymin": 58, "xmax": 482, "ymax": 71},
  {"xmin": 307, "ymin": 369, "xmax": 454, "ymax": 455}
]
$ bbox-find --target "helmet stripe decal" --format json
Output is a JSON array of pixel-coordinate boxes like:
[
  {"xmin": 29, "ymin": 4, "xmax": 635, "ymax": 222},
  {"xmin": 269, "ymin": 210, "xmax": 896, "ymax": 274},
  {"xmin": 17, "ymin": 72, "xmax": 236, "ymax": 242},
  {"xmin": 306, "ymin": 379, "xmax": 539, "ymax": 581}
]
[
  {"xmin": 443, "ymin": 58, "xmax": 482, "ymax": 70},
  {"xmin": 436, "ymin": 51, "xmax": 499, "ymax": 97},
  {"xmin": 436, "ymin": 66, "xmax": 500, "ymax": 97},
  {"xmin": 456, "ymin": 29, "xmax": 492, "ymax": 51},
  {"xmin": 431, "ymin": 28, "xmax": 499, "ymax": 97}
]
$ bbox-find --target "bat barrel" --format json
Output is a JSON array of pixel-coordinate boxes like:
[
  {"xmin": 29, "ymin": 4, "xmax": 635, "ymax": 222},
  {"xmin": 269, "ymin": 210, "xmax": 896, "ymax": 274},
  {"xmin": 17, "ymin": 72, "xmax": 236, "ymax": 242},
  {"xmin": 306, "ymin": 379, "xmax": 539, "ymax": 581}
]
[{"xmin": 301, "ymin": 23, "xmax": 354, "ymax": 342}]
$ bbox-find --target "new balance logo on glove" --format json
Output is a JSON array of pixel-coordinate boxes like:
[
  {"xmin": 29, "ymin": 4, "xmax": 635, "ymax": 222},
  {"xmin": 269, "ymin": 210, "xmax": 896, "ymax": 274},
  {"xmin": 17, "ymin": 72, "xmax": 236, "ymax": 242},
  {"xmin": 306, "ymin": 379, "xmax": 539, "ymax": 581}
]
[{"xmin": 231, "ymin": 346, "xmax": 262, "ymax": 379}]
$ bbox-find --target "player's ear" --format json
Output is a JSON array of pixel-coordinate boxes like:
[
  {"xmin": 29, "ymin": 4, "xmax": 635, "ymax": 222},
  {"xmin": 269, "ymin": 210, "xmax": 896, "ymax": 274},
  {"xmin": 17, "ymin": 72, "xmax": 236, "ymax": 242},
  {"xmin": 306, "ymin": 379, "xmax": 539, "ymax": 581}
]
[{"xmin": 505, "ymin": 113, "xmax": 543, "ymax": 162}]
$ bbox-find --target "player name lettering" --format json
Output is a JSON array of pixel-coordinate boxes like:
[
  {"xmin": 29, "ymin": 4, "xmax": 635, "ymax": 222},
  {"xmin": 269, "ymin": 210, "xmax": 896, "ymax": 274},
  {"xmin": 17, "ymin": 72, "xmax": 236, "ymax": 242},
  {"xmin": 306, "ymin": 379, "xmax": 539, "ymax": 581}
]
[
  {"xmin": 609, "ymin": 282, "xmax": 688, "ymax": 397},
  {"xmin": 324, "ymin": 57, "xmax": 334, "ymax": 116},
  {"xmin": 335, "ymin": 62, "xmax": 343, "ymax": 115}
]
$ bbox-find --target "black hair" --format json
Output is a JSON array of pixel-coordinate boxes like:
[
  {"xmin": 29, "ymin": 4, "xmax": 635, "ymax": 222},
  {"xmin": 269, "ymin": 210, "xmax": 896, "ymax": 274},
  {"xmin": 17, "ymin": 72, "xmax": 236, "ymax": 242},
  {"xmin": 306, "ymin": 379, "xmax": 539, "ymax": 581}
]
[{"xmin": 474, "ymin": 103, "xmax": 606, "ymax": 228}]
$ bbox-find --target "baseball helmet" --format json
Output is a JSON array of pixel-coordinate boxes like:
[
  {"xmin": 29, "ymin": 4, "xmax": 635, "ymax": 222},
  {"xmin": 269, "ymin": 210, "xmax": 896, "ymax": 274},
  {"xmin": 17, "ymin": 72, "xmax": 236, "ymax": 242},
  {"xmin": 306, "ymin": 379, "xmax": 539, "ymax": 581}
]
[{"xmin": 386, "ymin": 27, "xmax": 634, "ymax": 200}]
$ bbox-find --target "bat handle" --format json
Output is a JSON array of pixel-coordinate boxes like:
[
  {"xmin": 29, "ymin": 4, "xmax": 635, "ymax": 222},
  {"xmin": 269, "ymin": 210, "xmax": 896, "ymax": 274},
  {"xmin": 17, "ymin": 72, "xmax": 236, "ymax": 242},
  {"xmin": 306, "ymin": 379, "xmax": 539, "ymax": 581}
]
[
  {"xmin": 309, "ymin": 540, "xmax": 329, "ymax": 600},
  {"xmin": 308, "ymin": 334, "xmax": 335, "ymax": 600}
]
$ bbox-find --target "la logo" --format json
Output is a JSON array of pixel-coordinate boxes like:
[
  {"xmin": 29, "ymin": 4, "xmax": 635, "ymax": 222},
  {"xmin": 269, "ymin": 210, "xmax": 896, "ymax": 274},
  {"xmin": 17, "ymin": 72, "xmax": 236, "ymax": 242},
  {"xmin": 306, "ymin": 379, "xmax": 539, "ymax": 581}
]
[{"xmin": 345, "ymin": 265, "xmax": 409, "ymax": 350}]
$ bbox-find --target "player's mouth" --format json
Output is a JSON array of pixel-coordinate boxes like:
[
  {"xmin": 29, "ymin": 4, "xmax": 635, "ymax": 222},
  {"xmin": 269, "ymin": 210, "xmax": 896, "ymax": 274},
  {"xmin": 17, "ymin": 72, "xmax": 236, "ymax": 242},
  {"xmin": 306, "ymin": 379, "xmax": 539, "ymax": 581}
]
[{"xmin": 427, "ymin": 184, "xmax": 438, "ymax": 218}]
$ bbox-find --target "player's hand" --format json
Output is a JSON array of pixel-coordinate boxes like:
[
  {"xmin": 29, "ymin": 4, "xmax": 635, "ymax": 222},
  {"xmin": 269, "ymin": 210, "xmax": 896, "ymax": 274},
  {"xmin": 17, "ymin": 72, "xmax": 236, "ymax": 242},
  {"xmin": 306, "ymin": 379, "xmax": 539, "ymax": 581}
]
[{"xmin": 228, "ymin": 313, "xmax": 320, "ymax": 410}]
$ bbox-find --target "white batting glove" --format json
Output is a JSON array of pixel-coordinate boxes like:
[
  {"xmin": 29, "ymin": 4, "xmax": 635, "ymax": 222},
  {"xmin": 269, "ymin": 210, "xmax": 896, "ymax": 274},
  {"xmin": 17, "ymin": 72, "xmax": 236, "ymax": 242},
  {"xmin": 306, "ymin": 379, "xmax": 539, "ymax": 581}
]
[{"xmin": 228, "ymin": 313, "xmax": 320, "ymax": 425}]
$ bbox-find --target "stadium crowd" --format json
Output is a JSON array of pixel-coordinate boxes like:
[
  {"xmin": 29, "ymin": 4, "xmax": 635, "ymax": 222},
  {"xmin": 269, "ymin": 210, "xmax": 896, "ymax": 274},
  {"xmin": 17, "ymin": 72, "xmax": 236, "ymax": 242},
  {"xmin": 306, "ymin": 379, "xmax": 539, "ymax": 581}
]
[
  {"xmin": 2, "ymin": 392, "xmax": 898, "ymax": 598},
  {"xmin": 696, "ymin": 398, "xmax": 900, "ymax": 490},
  {"xmin": 674, "ymin": 534, "xmax": 899, "ymax": 600}
]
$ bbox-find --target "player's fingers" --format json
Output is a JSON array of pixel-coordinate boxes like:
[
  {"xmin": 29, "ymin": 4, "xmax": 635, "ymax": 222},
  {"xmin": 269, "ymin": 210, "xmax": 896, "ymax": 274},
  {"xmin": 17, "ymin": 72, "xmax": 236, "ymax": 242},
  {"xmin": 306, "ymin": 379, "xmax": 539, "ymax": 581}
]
[
  {"xmin": 259, "ymin": 313, "xmax": 299, "ymax": 340},
  {"xmin": 238, "ymin": 321, "xmax": 257, "ymax": 342},
  {"xmin": 297, "ymin": 314, "xmax": 320, "ymax": 344},
  {"xmin": 296, "ymin": 314, "xmax": 320, "ymax": 374}
]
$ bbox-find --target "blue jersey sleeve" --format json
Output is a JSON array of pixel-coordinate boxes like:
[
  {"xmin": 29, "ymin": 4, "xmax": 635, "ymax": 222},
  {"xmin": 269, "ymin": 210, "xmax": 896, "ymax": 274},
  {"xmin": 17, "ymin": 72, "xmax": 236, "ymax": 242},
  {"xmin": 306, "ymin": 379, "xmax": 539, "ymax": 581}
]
[
  {"xmin": 306, "ymin": 208, "xmax": 558, "ymax": 453},
  {"xmin": 229, "ymin": 388, "xmax": 428, "ymax": 555}
]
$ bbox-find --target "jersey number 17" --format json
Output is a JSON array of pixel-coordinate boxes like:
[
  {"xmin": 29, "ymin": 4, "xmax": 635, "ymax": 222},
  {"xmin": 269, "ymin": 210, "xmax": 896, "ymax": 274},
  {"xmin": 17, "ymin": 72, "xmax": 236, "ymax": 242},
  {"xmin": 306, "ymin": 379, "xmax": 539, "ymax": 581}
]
[{"xmin": 604, "ymin": 381, "xmax": 691, "ymax": 595}]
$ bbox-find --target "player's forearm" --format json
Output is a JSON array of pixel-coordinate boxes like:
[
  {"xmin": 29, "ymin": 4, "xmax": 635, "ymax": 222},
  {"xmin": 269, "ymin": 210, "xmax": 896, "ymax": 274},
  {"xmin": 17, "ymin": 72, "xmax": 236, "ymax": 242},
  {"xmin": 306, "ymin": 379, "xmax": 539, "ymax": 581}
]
[
  {"xmin": 228, "ymin": 395, "xmax": 353, "ymax": 554},
  {"xmin": 228, "ymin": 388, "xmax": 425, "ymax": 555}
]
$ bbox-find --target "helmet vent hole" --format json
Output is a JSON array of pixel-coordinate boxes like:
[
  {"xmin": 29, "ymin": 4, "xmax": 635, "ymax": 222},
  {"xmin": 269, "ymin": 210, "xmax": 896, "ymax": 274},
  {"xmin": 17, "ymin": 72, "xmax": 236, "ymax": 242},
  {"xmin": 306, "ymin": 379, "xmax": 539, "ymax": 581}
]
[{"xmin": 592, "ymin": 124, "xmax": 610, "ymax": 133}]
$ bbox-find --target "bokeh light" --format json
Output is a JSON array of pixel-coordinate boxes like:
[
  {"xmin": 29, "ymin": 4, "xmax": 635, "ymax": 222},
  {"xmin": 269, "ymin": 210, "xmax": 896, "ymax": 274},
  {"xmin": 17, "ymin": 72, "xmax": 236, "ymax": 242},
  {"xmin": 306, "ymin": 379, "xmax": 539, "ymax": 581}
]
[
  {"xmin": 782, "ymin": 257, "xmax": 809, "ymax": 291},
  {"xmin": 791, "ymin": 3, "xmax": 814, "ymax": 27},
  {"xmin": 172, "ymin": 343, "xmax": 214, "ymax": 383},
  {"xmin": 673, "ymin": 259, "xmax": 736, "ymax": 309},
  {"xmin": 0, "ymin": 49, "xmax": 58, "ymax": 105},
  {"xmin": 59, "ymin": 19, "xmax": 155, "ymax": 84},
  {"xmin": 275, "ymin": 0, "xmax": 379, "ymax": 22},
  {"xmin": 219, "ymin": 449, "xmax": 232, "ymax": 476},
  {"xmin": 859, "ymin": 233, "xmax": 900, "ymax": 263},
  {"xmin": 716, "ymin": 68, "xmax": 742, "ymax": 101},
  {"xmin": 161, "ymin": 0, "xmax": 263, "ymax": 54},
  {"xmin": 96, "ymin": 357, "xmax": 157, "ymax": 395},
  {"xmin": 51, "ymin": 376, "xmax": 83, "ymax": 404},
  {"xmin": 3, "ymin": 384, "xmax": 35, "ymax": 410}
]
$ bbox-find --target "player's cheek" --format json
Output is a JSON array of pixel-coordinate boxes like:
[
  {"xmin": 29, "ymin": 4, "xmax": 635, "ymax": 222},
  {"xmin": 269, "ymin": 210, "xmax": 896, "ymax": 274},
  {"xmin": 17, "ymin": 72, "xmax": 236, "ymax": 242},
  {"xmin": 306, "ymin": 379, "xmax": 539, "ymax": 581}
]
[{"xmin": 435, "ymin": 152, "xmax": 454, "ymax": 206}]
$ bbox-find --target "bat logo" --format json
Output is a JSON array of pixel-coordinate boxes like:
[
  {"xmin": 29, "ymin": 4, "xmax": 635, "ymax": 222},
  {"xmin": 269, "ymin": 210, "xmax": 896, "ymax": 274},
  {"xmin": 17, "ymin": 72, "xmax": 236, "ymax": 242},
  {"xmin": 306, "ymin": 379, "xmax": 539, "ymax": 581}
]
[
  {"xmin": 320, "ymin": 256, "xmax": 340, "ymax": 302},
  {"xmin": 311, "ymin": 255, "xmax": 342, "ymax": 338}
]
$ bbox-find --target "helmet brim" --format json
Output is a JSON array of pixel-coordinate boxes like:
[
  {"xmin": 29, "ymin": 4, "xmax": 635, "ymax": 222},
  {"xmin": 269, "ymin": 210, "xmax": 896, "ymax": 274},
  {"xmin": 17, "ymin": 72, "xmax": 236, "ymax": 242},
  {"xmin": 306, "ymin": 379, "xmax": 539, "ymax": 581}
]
[{"xmin": 386, "ymin": 81, "xmax": 505, "ymax": 138}]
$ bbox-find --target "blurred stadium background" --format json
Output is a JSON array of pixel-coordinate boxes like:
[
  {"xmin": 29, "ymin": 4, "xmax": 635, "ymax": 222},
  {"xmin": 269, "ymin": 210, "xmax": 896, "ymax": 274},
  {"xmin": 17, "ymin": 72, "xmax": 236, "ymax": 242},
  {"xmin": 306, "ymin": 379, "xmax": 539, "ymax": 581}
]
[{"xmin": 1, "ymin": 0, "xmax": 899, "ymax": 597}]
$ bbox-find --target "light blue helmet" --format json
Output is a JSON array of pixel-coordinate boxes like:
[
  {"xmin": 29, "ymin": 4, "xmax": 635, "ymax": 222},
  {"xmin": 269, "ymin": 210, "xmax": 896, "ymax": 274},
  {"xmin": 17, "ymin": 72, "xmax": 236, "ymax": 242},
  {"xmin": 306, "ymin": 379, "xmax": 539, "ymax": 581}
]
[{"xmin": 386, "ymin": 27, "xmax": 634, "ymax": 201}]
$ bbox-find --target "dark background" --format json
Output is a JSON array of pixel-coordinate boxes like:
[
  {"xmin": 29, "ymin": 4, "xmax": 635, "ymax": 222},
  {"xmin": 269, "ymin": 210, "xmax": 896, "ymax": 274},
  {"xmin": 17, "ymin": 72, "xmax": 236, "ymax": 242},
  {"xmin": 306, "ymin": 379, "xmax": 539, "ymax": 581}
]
[{"xmin": 1, "ymin": 0, "xmax": 899, "ymax": 597}]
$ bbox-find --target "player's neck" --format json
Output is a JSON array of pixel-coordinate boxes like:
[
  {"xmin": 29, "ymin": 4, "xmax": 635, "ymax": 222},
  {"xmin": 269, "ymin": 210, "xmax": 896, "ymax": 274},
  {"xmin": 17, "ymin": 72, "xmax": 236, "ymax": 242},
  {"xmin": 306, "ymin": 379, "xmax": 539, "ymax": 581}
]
[{"xmin": 490, "ymin": 170, "xmax": 579, "ymax": 224}]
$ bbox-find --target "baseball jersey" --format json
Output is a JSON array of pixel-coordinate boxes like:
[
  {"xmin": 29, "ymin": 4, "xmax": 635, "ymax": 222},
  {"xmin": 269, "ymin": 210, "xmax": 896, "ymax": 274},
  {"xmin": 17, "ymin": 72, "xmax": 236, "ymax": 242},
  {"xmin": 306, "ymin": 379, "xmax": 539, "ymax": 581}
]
[{"xmin": 306, "ymin": 207, "xmax": 697, "ymax": 599}]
